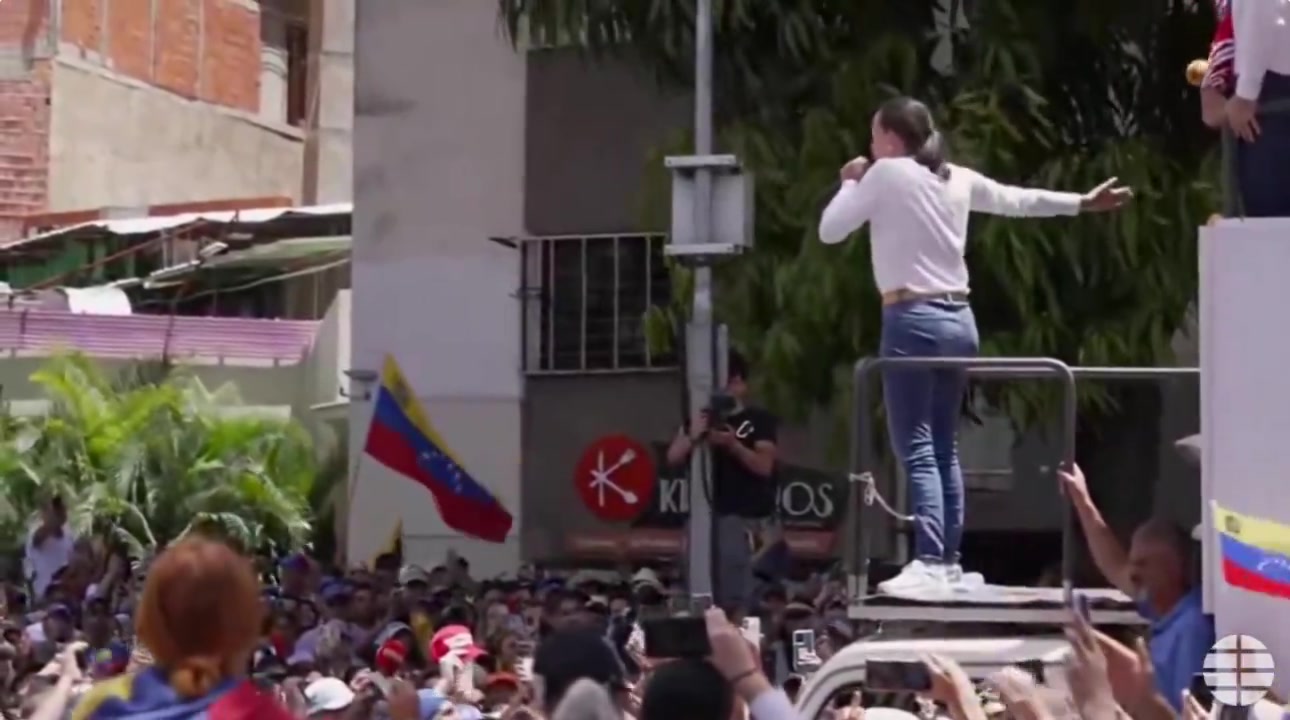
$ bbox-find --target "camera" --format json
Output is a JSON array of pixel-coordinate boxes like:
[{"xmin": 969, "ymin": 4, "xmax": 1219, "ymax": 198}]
[{"xmin": 707, "ymin": 392, "xmax": 737, "ymax": 427}]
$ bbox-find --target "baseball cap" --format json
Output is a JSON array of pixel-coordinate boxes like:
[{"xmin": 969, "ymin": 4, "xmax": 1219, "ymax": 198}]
[
  {"xmin": 399, "ymin": 565, "xmax": 432, "ymax": 586},
  {"xmin": 304, "ymin": 677, "xmax": 355, "ymax": 716},
  {"xmin": 533, "ymin": 627, "xmax": 627, "ymax": 708},
  {"xmin": 373, "ymin": 621, "xmax": 414, "ymax": 648},
  {"xmin": 44, "ymin": 603, "xmax": 71, "ymax": 619},
  {"xmin": 91, "ymin": 642, "xmax": 129, "ymax": 677},
  {"xmin": 281, "ymin": 553, "xmax": 311, "ymax": 573},
  {"xmin": 320, "ymin": 581, "xmax": 352, "ymax": 604},
  {"xmin": 430, "ymin": 625, "xmax": 486, "ymax": 663},
  {"xmin": 375, "ymin": 638, "xmax": 408, "ymax": 675}
]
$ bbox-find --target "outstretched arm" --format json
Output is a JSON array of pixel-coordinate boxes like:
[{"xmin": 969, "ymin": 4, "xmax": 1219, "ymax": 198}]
[
  {"xmin": 968, "ymin": 170, "xmax": 1132, "ymax": 217},
  {"xmin": 965, "ymin": 167, "xmax": 1084, "ymax": 218}
]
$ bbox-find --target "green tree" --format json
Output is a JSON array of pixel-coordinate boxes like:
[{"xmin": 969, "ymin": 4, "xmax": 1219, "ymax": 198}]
[
  {"xmin": 500, "ymin": 0, "xmax": 1217, "ymax": 437},
  {"xmin": 0, "ymin": 355, "xmax": 316, "ymax": 560}
]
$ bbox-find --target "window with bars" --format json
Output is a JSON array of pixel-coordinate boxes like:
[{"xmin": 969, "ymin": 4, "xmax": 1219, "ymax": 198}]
[{"xmin": 521, "ymin": 234, "xmax": 676, "ymax": 373}]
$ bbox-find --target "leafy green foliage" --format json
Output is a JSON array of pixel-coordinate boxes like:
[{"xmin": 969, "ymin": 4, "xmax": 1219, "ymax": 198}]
[
  {"xmin": 0, "ymin": 355, "xmax": 316, "ymax": 560},
  {"xmin": 500, "ymin": 0, "xmax": 1217, "ymax": 434}
]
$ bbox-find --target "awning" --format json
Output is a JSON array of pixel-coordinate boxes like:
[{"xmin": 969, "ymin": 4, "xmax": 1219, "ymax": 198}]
[
  {"xmin": 145, "ymin": 236, "xmax": 352, "ymax": 285},
  {"xmin": 204, "ymin": 236, "xmax": 351, "ymax": 269},
  {"xmin": 0, "ymin": 203, "xmax": 353, "ymax": 252}
]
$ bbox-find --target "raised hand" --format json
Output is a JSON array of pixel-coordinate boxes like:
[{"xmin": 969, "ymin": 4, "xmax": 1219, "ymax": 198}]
[{"xmin": 1080, "ymin": 177, "xmax": 1133, "ymax": 213}]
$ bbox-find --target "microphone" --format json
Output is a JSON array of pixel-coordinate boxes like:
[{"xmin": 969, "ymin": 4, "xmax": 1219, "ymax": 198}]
[{"xmin": 1187, "ymin": 59, "xmax": 1209, "ymax": 87}]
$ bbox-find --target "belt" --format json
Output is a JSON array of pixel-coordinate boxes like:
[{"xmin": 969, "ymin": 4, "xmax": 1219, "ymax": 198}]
[{"xmin": 881, "ymin": 289, "xmax": 969, "ymax": 306}]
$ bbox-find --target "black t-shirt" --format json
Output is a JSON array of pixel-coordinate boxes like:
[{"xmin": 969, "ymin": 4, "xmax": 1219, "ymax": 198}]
[{"xmin": 711, "ymin": 406, "xmax": 779, "ymax": 518}]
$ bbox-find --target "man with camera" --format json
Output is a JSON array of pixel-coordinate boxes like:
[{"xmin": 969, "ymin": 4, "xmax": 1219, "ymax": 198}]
[{"xmin": 666, "ymin": 351, "xmax": 780, "ymax": 610}]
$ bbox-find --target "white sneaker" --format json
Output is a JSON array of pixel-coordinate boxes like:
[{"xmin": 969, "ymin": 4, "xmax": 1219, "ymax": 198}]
[
  {"xmin": 877, "ymin": 559, "xmax": 947, "ymax": 595},
  {"xmin": 944, "ymin": 564, "xmax": 986, "ymax": 592}
]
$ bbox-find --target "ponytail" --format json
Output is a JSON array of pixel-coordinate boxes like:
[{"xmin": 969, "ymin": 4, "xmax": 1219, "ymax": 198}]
[{"xmin": 913, "ymin": 130, "xmax": 950, "ymax": 180}]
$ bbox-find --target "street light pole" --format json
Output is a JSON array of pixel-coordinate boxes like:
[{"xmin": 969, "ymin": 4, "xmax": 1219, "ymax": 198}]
[
  {"xmin": 684, "ymin": 0, "xmax": 718, "ymax": 599},
  {"xmin": 666, "ymin": 0, "xmax": 753, "ymax": 602}
]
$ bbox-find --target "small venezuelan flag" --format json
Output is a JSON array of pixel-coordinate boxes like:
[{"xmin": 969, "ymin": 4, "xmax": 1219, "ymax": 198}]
[
  {"xmin": 363, "ymin": 355, "xmax": 513, "ymax": 543},
  {"xmin": 1212, "ymin": 502, "xmax": 1290, "ymax": 600},
  {"xmin": 71, "ymin": 667, "xmax": 293, "ymax": 720}
]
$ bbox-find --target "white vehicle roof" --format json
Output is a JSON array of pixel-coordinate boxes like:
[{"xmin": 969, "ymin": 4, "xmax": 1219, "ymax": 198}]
[
  {"xmin": 831, "ymin": 635, "xmax": 1071, "ymax": 666},
  {"xmin": 796, "ymin": 636, "xmax": 1072, "ymax": 717}
]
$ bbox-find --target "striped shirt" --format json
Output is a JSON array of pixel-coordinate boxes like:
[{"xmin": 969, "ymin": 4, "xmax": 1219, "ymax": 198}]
[{"xmin": 1203, "ymin": 0, "xmax": 1235, "ymax": 96}]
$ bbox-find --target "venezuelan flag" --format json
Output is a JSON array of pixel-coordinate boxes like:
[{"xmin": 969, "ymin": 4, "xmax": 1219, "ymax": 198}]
[
  {"xmin": 363, "ymin": 355, "xmax": 513, "ymax": 543},
  {"xmin": 71, "ymin": 668, "xmax": 294, "ymax": 719},
  {"xmin": 1212, "ymin": 502, "xmax": 1290, "ymax": 600}
]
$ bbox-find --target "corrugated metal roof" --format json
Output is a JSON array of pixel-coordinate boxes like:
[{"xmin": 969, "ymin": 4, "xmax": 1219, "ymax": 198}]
[
  {"xmin": 0, "ymin": 203, "xmax": 353, "ymax": 251},
  {"xmin": 0, "ymin": 309, "xmax": 319, "ymax": 364}
]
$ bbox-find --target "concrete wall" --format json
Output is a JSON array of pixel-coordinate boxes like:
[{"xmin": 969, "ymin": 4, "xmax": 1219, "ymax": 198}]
[
  {"xmin": 46, "ymin": 57, "xmax": 303, "ymax": 211},
  {"xmin": 0, "ymin": 0, "xmax": 54, "ymax": 221},
  {"xmin": 521, "ymin": 372, "xmax": 681, "ymax": 559},
  {"xmin": 0, "ymin": 0, "xmax": 306, "ymax": 220},
  {"xmin": 303, "ymin": 0, "xmax": 352, "ymax": 203},
  {"xmin": 350, "ymin": 0, "xmax": 525, "ymax": 576},
  {"xmin": 524, "ymin": 49, "xmax": 690, "ymax": 235},
  {"xmin": 1201, "ymin": 220, "xmax": 1290, "ymax": 695}
]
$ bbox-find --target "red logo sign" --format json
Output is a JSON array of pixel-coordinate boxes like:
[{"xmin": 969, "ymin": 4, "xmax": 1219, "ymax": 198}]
[{"xmin": 573, "ymin": 435, "xmax": 657, "ymax": 523}]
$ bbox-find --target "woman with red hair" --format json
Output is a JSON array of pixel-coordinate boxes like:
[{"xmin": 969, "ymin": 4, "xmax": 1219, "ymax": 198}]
[{"xmin": 70, "ymin": 537, "xmax": 295, "ymax": 720}]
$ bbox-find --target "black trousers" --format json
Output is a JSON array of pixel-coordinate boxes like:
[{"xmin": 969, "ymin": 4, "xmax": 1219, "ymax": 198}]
[{"xmin": 1235, "ymin": 72, "xmax": 1290, "ymax": 217}]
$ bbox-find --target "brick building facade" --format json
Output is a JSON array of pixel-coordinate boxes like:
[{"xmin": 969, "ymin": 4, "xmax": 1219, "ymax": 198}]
[{"xmin": 0, "ymin": 0, "xmax": 314, "ymax": 235}]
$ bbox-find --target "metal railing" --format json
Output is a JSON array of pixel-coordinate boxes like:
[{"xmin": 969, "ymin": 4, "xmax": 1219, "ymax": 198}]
[
  {"xmin": 844, "ymin": 359, "xmax": 1199, "ymax": 609},
  {"xmin": 518, "ymin": 233, "xmax": 677, "ymax": 374}
]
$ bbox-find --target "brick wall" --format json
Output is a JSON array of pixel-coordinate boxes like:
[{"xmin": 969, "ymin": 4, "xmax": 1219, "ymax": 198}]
[
  {"xmin": 0, "ymin": 0, "xmax": 51, "ymax": 220},
  {"xmin": 62, "ymin": 0, "xmax": 261, "ymax": 113}
]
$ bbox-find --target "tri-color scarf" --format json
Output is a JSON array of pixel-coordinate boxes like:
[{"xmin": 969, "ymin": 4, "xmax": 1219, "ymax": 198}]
[{"xmin": 70, "ymin": 667, "xmax": 295, "ymax": 720}]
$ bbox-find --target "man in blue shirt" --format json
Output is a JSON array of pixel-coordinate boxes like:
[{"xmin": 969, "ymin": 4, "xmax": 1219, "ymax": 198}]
[{"xmin": 1060, "ymin": 464, "xmax": 1214, "ymax": 710}]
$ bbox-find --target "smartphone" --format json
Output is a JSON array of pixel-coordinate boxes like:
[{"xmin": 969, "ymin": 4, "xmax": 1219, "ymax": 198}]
[
  {"xmin": 691, "ymin": 594, "xmax": 714, "ymax": 613},
  {"xmin": 1015, "ymin": 659, "xmax": 1046, "ymax": 685},
  {"xmin": 1189, "ymin": 672, "xmax": 1215, "ymax": 711},
  {"xmin": 866, "ymin": 660, "xmax": 933, "ymax": 692},
  {"xmin": 1071, "ymin": 592, "xmax": 1092, "ymax": 623},
  {"xmin": 643, "ymin": 617, "xmax": 711, "ymax": 658},
  {"xmin": 791, "ymin": 629, "xmax": 820, "ymax": 672},
  {"xmin": 741, "ymin": 617, "xmax": 762, "ymax": 651}
]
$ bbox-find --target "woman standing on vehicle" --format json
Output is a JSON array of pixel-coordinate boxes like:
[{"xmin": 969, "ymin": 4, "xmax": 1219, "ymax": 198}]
[{"xmin": 818, "ymin": 96, "xmax": 1131, "ymax": 594}]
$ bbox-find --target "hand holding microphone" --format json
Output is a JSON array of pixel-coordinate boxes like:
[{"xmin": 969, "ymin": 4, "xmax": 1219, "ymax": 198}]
[
  {"xmin": 840, "ymin": 156, "xmax": 870, "ymax": 182},
  {"xmin": 1187, "ymin": 59, "xmax": 1209, "ymax": 87}
]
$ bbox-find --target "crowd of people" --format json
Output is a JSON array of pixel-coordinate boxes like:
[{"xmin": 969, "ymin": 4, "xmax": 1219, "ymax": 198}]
[{"xmin": 0, "ymin": 468, "xmax": 1261, "ymax": 720}]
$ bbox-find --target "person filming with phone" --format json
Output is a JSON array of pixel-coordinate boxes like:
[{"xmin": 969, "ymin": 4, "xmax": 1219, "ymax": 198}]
[{"xmin": 666, "ymin": 350, "xmax": 780, "ymax": 610}]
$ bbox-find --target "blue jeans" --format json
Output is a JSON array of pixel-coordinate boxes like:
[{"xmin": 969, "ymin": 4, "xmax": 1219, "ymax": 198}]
[
  {"xmin": 880, "ymin": 299, "xmax": 979, "ymax": 563},
  {"xmin": 1235, "ymin": 72, "xmax": 1290, "ymax": 217}
]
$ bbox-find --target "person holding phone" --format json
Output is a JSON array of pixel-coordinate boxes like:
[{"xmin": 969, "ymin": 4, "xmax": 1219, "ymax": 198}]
[
  {"xmin": 1060, "ymin": 464, "xmax": 1213, "ymax": 710},
  {"xmin": 819, "ymin": 97, "xmax": 1131, "ymax": 594}
]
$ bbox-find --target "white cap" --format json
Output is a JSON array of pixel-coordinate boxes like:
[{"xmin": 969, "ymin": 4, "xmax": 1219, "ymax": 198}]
[
  {"xmin": 398, "ymin": 565, "xmax": 431, "ymax": 586},
  {"xmin": 304, "ymin": 677, "xmax": 355, "ymax": 716},
  {"xmin": 630, "ymin": 567, "xmax": 663, "ymax": 591}
]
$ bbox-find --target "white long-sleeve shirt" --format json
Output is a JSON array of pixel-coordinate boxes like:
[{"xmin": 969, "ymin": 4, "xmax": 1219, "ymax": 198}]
[
  {"xmin": 1233, "ymin": 0, "xmax": 1290, "ymax": 100},
  {"xmin": 818, "ymin": 157, "xmax": 1082, "ymax": 294}
]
